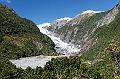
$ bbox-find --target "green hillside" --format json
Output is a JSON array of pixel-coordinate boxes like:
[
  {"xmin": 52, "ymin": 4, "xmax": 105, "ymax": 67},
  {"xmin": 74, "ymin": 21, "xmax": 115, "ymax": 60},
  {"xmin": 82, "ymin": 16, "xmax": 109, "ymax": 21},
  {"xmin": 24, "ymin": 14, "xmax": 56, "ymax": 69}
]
[
  {"xmin": 0, "ymin": 4, "xmax": 58, "ymax": 79},
  {"xmin": 0, "ymin": 4, "xmax": 57, "ymax": 60},
  {"xmin": 82, "ymin": 4, "xmax": 120, "ymax": 61}
]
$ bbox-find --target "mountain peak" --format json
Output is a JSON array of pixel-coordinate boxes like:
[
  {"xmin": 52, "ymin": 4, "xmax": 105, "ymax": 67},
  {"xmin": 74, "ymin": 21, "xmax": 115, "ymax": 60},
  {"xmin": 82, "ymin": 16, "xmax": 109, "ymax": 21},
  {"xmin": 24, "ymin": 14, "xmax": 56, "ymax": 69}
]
[
  {"xmin": 80, "ymin": 10, "xmax": 104, "ymax": 15},
  {"xmin": 38, "ymin": 23, "xmax": 51, "ymax": 27},
  {"xmin": 56, "ymin": 17, "xmax": 72, "ymax": 22},
  {"xmin": 115, "ymin": 2, "xmax": 120, "ymax": 8}
]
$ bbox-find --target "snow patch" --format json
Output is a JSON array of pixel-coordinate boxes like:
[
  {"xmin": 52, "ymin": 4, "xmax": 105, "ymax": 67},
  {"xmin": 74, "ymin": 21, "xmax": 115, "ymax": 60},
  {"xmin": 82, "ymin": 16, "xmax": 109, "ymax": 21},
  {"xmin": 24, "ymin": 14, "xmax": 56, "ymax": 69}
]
[
  {"xmin": 81, "ymin": 10, "xmax": 104, "ymax": 15},
  {"xmin": 10, "ymin": 55, "xmax": 69, "ymax": 69},
  {"xmin": 38, "ymin": 22, "xmax": 51, "ymax": 27},
  {"xmin": 56, "ymin": 17, "xmax": 72, "ymax": 22}
]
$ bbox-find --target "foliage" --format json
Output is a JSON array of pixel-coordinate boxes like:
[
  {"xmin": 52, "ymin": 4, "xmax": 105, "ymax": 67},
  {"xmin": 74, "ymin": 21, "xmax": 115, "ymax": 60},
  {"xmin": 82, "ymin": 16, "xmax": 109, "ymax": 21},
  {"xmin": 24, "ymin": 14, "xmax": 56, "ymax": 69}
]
[
  {"xmin": 0, "ymin": 55, "xmax": 119, "ymax": 79},
  {"xmin": 0, "ymin": 4, "xmax": 57, "ymax": 59},
  {"xmin": 81, "ymin": 4, "xmax": 120, "ymax": 61}
]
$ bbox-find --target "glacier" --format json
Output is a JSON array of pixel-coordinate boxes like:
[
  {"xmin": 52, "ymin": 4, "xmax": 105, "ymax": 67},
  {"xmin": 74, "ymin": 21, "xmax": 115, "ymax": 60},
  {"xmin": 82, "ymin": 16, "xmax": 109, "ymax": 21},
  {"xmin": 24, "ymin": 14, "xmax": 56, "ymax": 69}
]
[{"xmin": 37, "ymin": 23, "xmax": 80, "ymax": 55}]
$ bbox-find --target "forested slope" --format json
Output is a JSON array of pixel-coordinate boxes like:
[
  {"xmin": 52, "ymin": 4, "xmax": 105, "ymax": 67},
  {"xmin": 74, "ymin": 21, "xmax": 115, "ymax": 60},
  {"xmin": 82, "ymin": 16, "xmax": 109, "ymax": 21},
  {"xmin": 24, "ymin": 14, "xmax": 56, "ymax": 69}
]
[{"xmin": 0, "ymin": 4, "xmax": 57, "ymax": 60}]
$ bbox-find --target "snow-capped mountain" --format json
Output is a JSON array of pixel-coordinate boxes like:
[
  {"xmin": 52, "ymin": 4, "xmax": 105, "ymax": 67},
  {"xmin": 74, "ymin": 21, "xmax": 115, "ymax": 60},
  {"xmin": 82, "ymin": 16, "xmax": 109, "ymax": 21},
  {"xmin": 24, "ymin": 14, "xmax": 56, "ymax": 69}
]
[
  {"xmin": 56, "ymin": 17, "xmax": 72, "ymax": 22},
  {"xmin": 37, "ymin": 10, "xmax": 104, "ymax": 54},
  {"xmin": 66, "ymin": 10, "xmax": 104, "ymax": 26},
  {"xmin": 38, "ymin": 22, "xmax": 51, "ymax": 27},
  {"xmin": 80, "ymin": 10, "xmax": 103, "ymax": 15},
  {"xmin": 38, "ymin": 7, "xmax": 119, "ymax": 54},
  {"xmin": 41, "ymin": 10, "xmax": 103, "ymax": 31},
  {"xmin": 41, "ymin": 17, "xmax": 72, "ymax": 33}
]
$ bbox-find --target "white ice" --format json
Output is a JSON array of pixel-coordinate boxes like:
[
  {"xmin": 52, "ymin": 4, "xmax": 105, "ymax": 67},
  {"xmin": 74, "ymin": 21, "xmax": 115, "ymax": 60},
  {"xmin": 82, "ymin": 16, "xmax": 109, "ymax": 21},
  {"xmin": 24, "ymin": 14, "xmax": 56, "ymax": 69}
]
[
  {"xmin": 37, "ymin": 23, "xmax": 80, "ymax": 55},
  {"xmin": 10, "ymin": 55, "xmax": 69, "ymax": 69}
]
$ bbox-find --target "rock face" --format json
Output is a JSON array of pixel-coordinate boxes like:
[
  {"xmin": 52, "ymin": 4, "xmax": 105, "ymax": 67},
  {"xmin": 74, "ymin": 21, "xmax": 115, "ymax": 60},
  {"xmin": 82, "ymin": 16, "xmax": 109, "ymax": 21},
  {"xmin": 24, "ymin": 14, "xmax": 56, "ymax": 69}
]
[
  {"xmin": 42, "ymin": 4, "xmax": 120, "ymax": 54},
  {"xmin": 96, "ymin": 5, "xmax": 119, "ymax": 28},
  {"xmin": 66, "ymin": 13, "xmax": 95, "ymax": 26},
  {"xmin": 46, "ymin": 17, "xmax": 72, "ymax": 32}
]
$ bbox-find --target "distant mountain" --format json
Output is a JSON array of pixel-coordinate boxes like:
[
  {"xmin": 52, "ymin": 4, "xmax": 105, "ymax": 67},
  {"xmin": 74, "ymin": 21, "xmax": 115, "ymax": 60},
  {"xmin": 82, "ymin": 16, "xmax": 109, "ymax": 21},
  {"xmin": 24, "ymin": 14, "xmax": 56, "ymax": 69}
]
[
  {"xmin": 39, "ymin": 3, "xmax": 120, "ymax": 64},
  {"xmin": 37, "ymin": 9, "xmax": 108, "ymax": 55},
  {"xmin": 80, "ymin": 10, "xmax": 103, "ymax": 15}
]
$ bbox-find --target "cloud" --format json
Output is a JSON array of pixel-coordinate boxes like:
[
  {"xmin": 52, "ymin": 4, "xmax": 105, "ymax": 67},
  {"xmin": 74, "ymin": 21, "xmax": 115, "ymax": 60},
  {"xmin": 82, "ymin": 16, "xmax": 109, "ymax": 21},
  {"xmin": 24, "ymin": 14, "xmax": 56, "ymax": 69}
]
[{"xmin": 0, "ymin": 0, "xmax": 11, "ymax": 3}]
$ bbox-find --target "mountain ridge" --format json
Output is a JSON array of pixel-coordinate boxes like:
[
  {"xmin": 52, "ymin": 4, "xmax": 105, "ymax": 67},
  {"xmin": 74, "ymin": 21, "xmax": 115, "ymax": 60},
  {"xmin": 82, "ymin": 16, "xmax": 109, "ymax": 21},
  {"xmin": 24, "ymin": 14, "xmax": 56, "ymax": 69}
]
[{"xmin": 40, "ymin": 3, "xmax": 120, "ymax": 55}]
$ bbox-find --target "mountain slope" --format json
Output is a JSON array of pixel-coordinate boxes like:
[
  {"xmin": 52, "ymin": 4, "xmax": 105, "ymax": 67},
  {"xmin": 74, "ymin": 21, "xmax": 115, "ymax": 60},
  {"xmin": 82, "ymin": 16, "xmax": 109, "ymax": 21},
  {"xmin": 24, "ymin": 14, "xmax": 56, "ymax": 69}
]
[
  {"xmin": 45, "ymin": 3, "xmax": 119, "ymax": 55},
  {"xmin": 0, "ymin": 4, "xmax": 57, "ymax": 59},
  {"xmin": 82, "ymin": 3, "xmax": 120, "ymax": 60}
]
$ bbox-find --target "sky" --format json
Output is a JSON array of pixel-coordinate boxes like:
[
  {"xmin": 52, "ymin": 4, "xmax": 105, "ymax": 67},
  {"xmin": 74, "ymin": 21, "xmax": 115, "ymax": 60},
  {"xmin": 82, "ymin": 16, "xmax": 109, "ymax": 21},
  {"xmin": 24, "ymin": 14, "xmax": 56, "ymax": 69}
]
[{"xmin": 0, "ymin": 0, "xmax": 119, "ymax": 24}]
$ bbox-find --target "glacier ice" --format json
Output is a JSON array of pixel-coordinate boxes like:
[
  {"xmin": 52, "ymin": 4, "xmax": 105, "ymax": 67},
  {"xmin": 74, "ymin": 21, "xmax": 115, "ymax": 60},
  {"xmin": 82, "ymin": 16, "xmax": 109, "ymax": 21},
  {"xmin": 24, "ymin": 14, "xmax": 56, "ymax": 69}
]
[{"xmin": 37, "ymin": 23, "xmax": 80, "ymax": 55}]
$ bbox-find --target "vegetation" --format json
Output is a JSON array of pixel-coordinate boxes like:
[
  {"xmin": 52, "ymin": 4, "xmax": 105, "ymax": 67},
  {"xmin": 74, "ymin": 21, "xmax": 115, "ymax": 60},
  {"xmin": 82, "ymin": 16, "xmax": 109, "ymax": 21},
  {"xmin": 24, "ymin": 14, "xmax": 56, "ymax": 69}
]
[
  {"xmin": 0, "ymin": 4, "xmax": 57, "ymax": 60},
  {"xmin": 82, "ymin": 4, "xmax": 120, "ymax": 61},
  {"xmin": 56, "ymin": 11, "xmax": 108, "ymax": 44},
  {"xmin": 0, "ymin": 55, "xmax": 120, "ymax": 79},
  {"xmin": 0, "ymin": 2, "xmax": 120, "ymax": 79}
]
